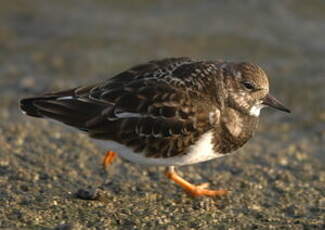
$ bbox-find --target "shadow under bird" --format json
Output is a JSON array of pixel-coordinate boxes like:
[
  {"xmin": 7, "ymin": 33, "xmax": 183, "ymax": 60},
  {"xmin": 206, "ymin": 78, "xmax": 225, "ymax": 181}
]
[{"xmin": 20, "ymin": 57, "xmax": 290, "ymax": 197}]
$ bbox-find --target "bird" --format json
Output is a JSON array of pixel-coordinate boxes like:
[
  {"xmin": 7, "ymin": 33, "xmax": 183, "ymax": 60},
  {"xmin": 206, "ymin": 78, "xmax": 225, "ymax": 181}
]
[{"xmin": 20, "ymin": 57, "xmax": 290, "ymax": 197}]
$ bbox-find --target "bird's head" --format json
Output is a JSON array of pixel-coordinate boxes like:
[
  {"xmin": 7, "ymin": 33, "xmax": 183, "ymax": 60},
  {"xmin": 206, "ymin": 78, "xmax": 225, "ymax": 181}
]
[{"xmin": 223, "ymin": 62, "xmax": 290, "ymax": 117}]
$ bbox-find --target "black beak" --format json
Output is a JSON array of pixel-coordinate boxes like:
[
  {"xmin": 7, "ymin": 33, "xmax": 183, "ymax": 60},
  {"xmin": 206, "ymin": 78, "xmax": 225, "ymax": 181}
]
[{"xmin": 262, "ymin": 93, "xmax": 291, "ymax": 113}]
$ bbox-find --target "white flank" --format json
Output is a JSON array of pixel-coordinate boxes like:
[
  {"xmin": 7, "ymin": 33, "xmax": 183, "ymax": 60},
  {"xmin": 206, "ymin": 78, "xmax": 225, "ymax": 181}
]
[
  {"xmin": 249, "ymin": 103, "xmax": 265, "ymax": 117},
  {"xmin": 93, "ymin": 130, "xmax": 223, "ymax": 166}
]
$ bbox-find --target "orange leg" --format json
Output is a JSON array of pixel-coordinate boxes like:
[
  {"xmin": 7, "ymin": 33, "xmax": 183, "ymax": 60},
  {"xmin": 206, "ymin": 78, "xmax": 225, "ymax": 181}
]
[
  {"xmin": 102, "ymin": 151, "xmax": 117, "ymax": 169},
  {"xmin": 164, "ymin": 166, "xmax": 228, "ymax": 197}
]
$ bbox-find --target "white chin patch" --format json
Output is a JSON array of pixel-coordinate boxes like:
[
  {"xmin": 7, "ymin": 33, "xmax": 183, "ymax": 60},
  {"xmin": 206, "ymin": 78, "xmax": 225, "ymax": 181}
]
[{"xmin": 249, "ymin": 103, "xmax": 265, "ymax": 117}]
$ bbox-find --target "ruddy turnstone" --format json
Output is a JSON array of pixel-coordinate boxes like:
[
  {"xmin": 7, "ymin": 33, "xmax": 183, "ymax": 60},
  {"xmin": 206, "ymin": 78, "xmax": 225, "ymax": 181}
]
[{"xmin": 20, "ymin": 57, "xmax": 290, "ymax": 197}]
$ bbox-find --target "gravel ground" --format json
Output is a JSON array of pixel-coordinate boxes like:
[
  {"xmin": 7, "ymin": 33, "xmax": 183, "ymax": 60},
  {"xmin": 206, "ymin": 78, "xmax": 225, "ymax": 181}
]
[{"xmin": 0, "ymin": 0, "xmax": 324, "ymax": 229}]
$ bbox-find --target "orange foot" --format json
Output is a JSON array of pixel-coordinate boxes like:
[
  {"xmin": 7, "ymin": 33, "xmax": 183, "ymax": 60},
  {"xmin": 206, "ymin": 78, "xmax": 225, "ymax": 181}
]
[
  {"xmin": 102, "ymin": 151, "xmax": 117, "ymax": 169},
  {"xmin": 165, "ymin": 166, "xmax": 229, "ymax": 197}
]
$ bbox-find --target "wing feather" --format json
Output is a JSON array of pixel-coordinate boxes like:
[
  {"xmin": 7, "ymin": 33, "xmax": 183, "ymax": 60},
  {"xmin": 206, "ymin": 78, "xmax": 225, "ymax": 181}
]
[{"xmin": 20, "ymin": 57, "xmax": 220, "ymax": 158}]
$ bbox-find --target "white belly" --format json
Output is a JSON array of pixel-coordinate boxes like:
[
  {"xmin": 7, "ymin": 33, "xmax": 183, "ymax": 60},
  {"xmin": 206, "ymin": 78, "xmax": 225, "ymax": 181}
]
[{"xmin": 93, "ymin": 131, "xmax": 224, "ymax": 166}]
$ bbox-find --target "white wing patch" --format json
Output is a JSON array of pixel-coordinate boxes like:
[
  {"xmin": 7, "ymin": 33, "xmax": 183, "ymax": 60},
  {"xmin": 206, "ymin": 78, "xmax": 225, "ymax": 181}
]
[
  {"xmin": 115, "ymin": 112, "xmax": 143, "ymax": 118},
  {"xmin": 57, "ymin": 96, "xmax": 74, "ymax": 100}
]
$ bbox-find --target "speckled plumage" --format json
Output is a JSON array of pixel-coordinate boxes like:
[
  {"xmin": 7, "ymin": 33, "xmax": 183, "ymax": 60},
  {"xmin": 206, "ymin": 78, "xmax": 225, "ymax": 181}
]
[{"xmin": 20, "ymin": 57, "xmax": 289, "ymax": 166}]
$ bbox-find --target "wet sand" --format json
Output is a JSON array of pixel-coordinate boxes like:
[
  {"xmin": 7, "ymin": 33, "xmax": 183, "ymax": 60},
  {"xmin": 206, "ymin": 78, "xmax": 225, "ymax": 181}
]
[{"xmin": 0, "ymin": 0, "xmax": 324, "ymax": 229}]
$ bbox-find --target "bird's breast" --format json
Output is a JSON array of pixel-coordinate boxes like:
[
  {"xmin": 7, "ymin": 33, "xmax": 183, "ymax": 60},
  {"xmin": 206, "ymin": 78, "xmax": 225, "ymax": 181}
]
[{"xmin": 213, "ymin": 109, "xmax": 259, "ymax": 153}]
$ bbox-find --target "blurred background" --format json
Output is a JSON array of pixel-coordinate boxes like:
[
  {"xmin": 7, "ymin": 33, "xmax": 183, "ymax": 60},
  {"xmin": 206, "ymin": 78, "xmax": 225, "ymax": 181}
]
[{"xmin": 0, "ymin": 0, "xmax": 324, "ymax": 229}]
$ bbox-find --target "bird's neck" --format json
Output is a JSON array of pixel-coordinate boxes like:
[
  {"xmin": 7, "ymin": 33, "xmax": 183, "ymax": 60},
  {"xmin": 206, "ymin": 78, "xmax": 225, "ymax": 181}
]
[{"xmin": 212, "ymin": 108, "xmax": 259, "ymax": 154}]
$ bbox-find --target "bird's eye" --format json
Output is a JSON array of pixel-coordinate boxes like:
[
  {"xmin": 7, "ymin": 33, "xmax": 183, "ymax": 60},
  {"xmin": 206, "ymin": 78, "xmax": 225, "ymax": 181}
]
[{"xmin": 241, "ymin": 81, "xmax": 255, "ymax": 90}]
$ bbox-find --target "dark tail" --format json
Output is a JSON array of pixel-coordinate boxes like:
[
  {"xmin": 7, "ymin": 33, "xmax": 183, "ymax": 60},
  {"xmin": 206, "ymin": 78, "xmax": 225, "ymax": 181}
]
[
  {"xmin": 20, "ymin": 97, "xmax": 47, "ymax": 118},
  {"xmin": 20, "ymin": 88, "xmax": 106, "ymax": 130}
]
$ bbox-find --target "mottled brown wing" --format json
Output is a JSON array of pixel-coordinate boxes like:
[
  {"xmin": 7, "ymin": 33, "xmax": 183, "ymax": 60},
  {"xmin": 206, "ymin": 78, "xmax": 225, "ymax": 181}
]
[
  {"xmin": 20, "ymin": 57, "xmax": 197, "ymax": 130},
  {"xmin": 108, "ymin": 57, "xmax": 194, "ymax": 82},
  {"xmin": 86, "ymin": 79, "xmax": 212, "ymax": 158},
  {"xmin": 20, "ymin": 57, "xmax": 217, "ymax": 157},
  {"xmin": 91, "ymin": 57, "xmax": 222, "ymax": 104}
]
